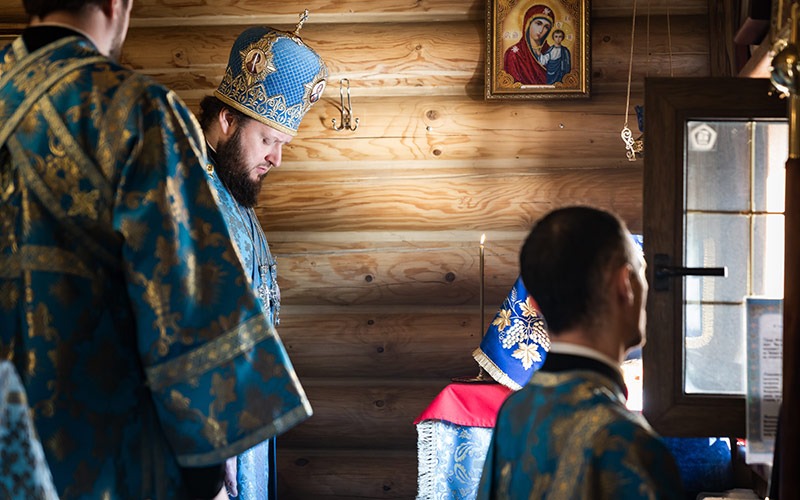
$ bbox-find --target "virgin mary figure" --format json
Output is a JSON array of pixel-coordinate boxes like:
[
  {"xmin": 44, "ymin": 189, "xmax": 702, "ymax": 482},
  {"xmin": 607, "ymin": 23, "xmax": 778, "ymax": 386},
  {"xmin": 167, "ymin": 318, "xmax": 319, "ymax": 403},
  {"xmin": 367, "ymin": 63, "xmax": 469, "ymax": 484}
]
[{"xmin": 503, "ymin": 4, "xmax": 555, "ymax": 85}]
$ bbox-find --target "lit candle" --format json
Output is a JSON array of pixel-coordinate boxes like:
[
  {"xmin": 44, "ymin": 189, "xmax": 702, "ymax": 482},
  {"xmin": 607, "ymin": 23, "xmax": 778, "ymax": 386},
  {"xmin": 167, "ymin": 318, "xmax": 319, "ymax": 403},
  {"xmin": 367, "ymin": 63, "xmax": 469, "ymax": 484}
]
[{"xmin": 480, "ymin": 233, "xmax": 485, "ymax": 338}]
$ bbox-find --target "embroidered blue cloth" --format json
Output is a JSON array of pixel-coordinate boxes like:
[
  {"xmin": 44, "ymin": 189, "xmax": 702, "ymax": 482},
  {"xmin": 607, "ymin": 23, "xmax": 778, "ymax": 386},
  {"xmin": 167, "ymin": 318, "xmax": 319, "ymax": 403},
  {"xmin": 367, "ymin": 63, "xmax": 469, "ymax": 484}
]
[
  {"xmin": 417, "ymin": 420, "xmax": 494, "ymax": 500},
  {"xmin": 477, "ymin": 369, "xmax": 684, "ymax": 499},
  {"xmin": 473, "ymin": 276, "xmax": 550, "ymax": 389},
  {"xmin": 0, "ymin": 35, "xmax": 311, "ymax": 499},
  {"xmin": 206, "ymin": 152, "xmax": 288, "ymax": 499},
  {"xmin": 0, "ymin": 362, "xmax": 59, "ymax": 500},
  {"xmin": 235, "ymin": 441, "xmax": 271, "ymax": 499}
]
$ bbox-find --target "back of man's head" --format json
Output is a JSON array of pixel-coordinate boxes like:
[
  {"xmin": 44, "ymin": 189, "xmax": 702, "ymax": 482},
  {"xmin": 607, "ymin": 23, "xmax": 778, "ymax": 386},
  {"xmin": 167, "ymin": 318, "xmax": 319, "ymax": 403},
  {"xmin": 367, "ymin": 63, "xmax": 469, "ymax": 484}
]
[
  {"xmin": 520, "ymin": 206, "xmax": 632, "ymax": 335},
  {"xmin": 24, "ymin": 0, "xmax": 108, "ymax": 18}
]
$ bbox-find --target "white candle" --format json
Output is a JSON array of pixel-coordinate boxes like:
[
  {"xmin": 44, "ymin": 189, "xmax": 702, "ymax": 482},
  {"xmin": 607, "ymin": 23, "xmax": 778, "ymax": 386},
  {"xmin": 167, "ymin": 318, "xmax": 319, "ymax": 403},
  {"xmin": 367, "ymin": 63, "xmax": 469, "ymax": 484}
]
[{"xmin": 480, "ymin": 233, "xmax": 485, "ymax": 337}]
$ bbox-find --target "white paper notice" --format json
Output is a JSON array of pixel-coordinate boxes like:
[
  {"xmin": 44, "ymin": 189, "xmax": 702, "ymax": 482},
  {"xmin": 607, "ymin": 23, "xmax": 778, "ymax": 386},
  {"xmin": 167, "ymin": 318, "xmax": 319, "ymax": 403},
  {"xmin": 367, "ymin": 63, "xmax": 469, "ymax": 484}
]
[{"xmin": 745, "ymin": 298, "xmax": 783, "ymax": 465}]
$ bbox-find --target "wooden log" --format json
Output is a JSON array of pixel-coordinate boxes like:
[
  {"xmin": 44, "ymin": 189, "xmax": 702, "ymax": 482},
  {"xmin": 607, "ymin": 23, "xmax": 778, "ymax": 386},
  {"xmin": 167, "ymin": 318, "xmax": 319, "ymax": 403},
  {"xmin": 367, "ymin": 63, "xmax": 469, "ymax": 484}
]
[
  {"xmin": 271, "ymin": 238, "xmax": 521, "ymax": 307},
  {"xmin": 279, "ymin": 378, "xmax": 449, "ymax": 449},
  {"xmin": 276, "ymin": 448, "xmax": 417, "ymax": 499},
  {"xmin": 213, "ymin": 92, "xmax": 630, "ymax": 139},
  {"xmin": 0, "ymin": 0, "xmax": 707, "ymax": 27},
  {"xmin": 226, "ymin": 121, "xmax": 630, "ymax": 164},
  {"xmin": 252, "ymin": 166, "xmax": 642, "ymax": 233},
  {"xmin": 279, "ymin": 305, "xmax": 503, "ymax": 378},
  {"xmin": 122, "ymin": 17, "xmax": 708, "ymax": 98},
  {"xmin": 186, "ymin": 93, "xmax": 645, "ymax": 158}
]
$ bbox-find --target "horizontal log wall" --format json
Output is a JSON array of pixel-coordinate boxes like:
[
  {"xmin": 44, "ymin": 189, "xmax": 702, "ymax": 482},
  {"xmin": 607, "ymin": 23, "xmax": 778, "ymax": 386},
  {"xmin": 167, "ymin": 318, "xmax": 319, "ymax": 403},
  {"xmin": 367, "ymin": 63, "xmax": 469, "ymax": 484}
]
[{"xmin": 0, "ymin": 1, "xmax": 710, "ymax": 498}]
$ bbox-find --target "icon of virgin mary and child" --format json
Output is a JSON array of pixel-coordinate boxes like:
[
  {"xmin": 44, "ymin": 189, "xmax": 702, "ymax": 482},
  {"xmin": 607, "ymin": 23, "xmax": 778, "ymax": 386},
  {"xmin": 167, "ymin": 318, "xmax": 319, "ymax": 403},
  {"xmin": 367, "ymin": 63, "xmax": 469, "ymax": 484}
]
[{"xmin": 503, "ymin": 4, "xmax": 572, "ymax": 85}]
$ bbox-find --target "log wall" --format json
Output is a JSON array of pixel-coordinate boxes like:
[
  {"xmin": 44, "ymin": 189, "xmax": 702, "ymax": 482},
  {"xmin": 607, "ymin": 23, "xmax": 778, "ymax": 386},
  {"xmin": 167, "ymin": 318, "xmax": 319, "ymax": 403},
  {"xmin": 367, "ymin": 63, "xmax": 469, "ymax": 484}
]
[{"xmin": 0, "ymin": 1, "xmax": 710, "ymax": 497}]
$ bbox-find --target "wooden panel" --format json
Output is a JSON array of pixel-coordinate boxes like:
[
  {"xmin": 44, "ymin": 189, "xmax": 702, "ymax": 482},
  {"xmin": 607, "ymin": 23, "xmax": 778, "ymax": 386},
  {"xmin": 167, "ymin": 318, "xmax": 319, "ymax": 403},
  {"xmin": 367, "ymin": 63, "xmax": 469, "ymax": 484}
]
[
  {"xmin": 131, "ymin": 0, "xmax": 482, "ymax": 26},
  {"xmin": 0, "ymin": 0, "xmax": 707, "ymax": 27},
  {"xmin": 280, "ymin": 94, "xmax": 627, "ymax": 140},
  {"xmin": 0, "ymin": 5, "xmax": 26, "ymax": 24},
  {"xmin": 279, "ymin": 379, "xmax": 446, "ymax": 449},
  {"xmin": 277, "ymin": 449, "xmax": 416, "ymax": 499},
  {"xmin": 189, "ymin": 94, "xmax": 642, "ymax": 160},
  {"xmin": 272, "ymin": 237, "xmax": 524, "ymax": 306},
  {"xmin": 281, "ymin": 306, "xmax": 489, "ymax": 378},
  {"xmin": 124, "ymin": 16, "xmax": 709, "ymax": 98},
  {"xmin": 254, "ymin": 166, "xmax": 642, "ymax": 233}
]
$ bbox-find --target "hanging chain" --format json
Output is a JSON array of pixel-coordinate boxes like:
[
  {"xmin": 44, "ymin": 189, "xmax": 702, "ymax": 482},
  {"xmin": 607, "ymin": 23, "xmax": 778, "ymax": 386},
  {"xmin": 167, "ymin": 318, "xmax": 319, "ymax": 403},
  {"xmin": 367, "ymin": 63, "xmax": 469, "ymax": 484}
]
[{"xmin": 621, "ymin": 0, "xmax": 639, "ymax": 161}]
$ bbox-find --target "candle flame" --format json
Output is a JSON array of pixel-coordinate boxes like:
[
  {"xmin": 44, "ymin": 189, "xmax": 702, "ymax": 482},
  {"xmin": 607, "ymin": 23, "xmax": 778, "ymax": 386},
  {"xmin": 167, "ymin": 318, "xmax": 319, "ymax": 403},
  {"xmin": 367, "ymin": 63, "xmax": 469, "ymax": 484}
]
[{"xmin": 480, "ymin": 233, "xmax": 486, "ymax": 245}]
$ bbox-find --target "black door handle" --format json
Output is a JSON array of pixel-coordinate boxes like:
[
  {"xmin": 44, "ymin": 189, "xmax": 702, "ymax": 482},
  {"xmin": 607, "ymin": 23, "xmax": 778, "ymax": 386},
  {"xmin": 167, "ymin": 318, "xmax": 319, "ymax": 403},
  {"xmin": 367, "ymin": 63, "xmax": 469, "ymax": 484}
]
[{"xmin": 653, "ymin": 253, "xmax": 727, "ymax": 291}]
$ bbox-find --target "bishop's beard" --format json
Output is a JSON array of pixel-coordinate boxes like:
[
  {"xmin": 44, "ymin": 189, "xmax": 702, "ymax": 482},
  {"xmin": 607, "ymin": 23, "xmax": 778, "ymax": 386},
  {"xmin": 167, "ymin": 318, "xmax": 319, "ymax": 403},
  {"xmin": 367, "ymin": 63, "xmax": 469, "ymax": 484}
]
[{"xmin": 215, "ymin": 126, "xmax": 264, "ymax": 208}]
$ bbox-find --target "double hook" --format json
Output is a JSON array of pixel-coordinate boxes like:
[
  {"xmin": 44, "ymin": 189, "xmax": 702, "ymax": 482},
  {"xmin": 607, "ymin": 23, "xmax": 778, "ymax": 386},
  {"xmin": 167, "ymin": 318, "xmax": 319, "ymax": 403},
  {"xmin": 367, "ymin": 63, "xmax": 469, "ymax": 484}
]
[{"xmin": 332, "ymin": 79, "xmax": 359, "ymax": 132}]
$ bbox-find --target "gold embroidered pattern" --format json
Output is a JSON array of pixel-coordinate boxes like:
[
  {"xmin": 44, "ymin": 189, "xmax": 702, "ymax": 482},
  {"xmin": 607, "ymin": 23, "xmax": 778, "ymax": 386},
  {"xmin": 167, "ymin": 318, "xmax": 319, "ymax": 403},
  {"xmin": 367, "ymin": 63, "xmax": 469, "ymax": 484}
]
[
  {"xmin": 46, "ymin": 426, "xmax": 77, "ymax": 462},
  {"xmin": 0, "ymin": 245, "xmax": 94, "ymax": 279},
  {"xmin": 97, "ymin": 73, "xmax": 149, "ymax": 180},
  {"xmin": 1, "ymin": 37, "xmax": 76, "ymax": 95},
  {"xmin": 210, "ymin": 372, "xmax": 237, "ymax": 415},
  {"xmin": 0, "ymin": 55, "xmax": 106, "ymax": 147},
  {"xmin": 214, "ymin": 69, "xmax": 305, "ymax": 137},
  {"xmin": 176, "ymin": 401, "xmax": 312, "ymax": 467},
  {"xmin": 39, "ymin": 94, "xmax": 111, "ymax": 203},
  {"xmin": 166, "ymin": 389, "xmax": 229, "ymax": 449},
  {"xmin": 67, "ymin": 189, "xmax": 100, "ymax": 218},
  {"xmin": 0, "ymin": 281, "xmax": 19, "ymax": 311},
  {"xmin": 0, "ymin": 202, "xmax": 18, "ymax": 253},
  {"xmin": 145, "ymin": 314, "xmax": 273, "ymax": 392},
  {"xmin": 119, "ymin": 218, "xmax": 149, "ymax": 252},
  {"xmin": 8, "ymin": 127, "xmax": 119, "ymax": 269}
]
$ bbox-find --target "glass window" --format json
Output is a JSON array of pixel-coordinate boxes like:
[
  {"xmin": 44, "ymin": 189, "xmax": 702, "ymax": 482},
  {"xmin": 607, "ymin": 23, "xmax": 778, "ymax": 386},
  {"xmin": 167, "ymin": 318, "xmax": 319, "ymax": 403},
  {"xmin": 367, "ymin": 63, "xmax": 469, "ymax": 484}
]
[{"xmin": 682, "ymin": 121, "xmax": 786, "ymax": 396}]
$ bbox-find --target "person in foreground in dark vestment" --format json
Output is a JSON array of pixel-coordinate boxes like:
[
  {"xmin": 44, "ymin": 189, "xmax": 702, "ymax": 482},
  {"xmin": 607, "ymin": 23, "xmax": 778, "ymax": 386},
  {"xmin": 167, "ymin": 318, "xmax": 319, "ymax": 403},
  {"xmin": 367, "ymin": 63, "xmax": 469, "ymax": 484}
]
[
  {"xmin": 477, "ymin": 206, "xmax": 685, "ymax": 500},
  {"xmin": 0, "ymin": 1, "xmax": 310, "ymax": 498},
  {"xmin": 197, "ymin": 18, "xmax": 326, "ymax": 500}
]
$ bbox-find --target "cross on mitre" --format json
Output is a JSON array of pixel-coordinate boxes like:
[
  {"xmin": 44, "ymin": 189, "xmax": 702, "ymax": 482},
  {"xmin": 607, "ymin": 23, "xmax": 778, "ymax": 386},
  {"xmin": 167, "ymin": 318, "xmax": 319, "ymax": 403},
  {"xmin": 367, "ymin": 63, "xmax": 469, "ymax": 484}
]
[{"xmin": 294, "ymin": 9, "xmax": 310, "ymax": 36}]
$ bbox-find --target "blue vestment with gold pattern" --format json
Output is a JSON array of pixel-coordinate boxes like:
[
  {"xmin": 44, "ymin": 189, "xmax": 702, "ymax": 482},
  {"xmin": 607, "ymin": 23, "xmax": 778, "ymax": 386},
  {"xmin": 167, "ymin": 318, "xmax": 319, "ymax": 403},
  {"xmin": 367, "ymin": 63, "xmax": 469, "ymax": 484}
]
[
  {"xmin": 477, "ymin": 353, "xmax": 684, "ymax": 500},
  {"xmin": 205, "ymin": 149, "xmax": 282, "ymax": 499},
  {"xmin": 0, "ymin": 33, "xmax": 311, "ymax": 500}
]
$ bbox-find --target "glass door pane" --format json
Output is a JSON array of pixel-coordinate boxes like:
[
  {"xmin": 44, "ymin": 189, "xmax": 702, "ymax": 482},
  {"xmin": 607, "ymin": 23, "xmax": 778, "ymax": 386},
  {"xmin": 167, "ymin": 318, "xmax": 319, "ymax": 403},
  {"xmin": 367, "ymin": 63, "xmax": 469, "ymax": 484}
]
[{"xmin": 683, "ymin": 120, "xmax": 786, "ymax": 395}]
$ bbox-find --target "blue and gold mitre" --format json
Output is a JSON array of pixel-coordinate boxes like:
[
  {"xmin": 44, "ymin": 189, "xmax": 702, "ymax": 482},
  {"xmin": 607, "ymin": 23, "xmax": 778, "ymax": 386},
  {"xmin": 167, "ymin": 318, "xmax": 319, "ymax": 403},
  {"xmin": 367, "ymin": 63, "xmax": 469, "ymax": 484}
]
[
  {"xmin": 473, "ymin": 276, "xmax": 550, "ymax": 390},
  {"xmin": 215, "ymin": 19, "xmax": 327, "ymax": 136}
]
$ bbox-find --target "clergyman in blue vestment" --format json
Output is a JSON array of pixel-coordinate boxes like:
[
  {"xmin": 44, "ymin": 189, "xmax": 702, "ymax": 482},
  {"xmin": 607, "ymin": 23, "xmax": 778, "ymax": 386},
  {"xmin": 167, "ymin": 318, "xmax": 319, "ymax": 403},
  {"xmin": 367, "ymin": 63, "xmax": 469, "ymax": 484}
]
[
  {"xmin": 477, "ymin": 207, "xmax": 685, "ymax": 500},
  {"xmin": 196, "ymin": 20, "xmax": 327, "ymax": 500},
  {"xmin": 0, "ymin": 1, "xmax": 311, "ymax": 498}
]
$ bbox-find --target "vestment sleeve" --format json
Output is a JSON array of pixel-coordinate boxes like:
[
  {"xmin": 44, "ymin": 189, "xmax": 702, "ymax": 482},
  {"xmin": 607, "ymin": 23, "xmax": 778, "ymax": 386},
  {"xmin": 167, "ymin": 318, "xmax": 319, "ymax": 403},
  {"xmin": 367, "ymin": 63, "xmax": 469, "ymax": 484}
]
[
  {"xmin": 590, "ymin": 420, "xmax": 685, "ymax": 499},
  {"xmin": 111, "ymin": 82, "xmax": 311, "ymax": 467}
]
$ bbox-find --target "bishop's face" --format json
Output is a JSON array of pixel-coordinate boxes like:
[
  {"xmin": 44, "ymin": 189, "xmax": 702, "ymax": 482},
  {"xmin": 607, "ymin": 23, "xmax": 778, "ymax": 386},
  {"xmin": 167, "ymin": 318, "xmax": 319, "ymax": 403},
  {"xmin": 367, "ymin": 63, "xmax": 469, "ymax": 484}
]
[{"xmin": 215, "ymin": 118, "xmax": 292, "ymax": 207}]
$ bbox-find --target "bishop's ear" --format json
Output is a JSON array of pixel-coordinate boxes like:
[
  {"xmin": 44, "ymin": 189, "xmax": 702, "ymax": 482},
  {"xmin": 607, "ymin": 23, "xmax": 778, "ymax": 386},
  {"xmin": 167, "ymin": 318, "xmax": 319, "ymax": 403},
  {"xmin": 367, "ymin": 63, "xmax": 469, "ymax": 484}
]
[{"xmin": 218, "ymin": 108, "xmax": 237, "ymax": 136}]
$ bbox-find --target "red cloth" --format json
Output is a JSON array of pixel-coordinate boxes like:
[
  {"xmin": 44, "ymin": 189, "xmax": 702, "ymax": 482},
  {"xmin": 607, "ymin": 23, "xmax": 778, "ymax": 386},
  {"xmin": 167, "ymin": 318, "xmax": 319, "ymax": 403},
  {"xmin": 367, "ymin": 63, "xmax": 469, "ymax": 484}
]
[
  {"xmin": 413, "ymin": 383, "xmax": 513, "ymax": 428},
  {"xmin": 504, "ymin": 39, "xmax": 549, "ymax": 85}
]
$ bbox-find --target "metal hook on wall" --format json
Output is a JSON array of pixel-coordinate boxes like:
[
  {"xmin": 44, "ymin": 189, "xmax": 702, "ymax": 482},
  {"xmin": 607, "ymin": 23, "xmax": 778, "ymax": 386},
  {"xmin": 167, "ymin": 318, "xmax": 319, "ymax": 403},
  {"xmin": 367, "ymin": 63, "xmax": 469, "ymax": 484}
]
[{"xmin": 332, "ymin": 78, "xmax": 359, "ymax": 132}]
